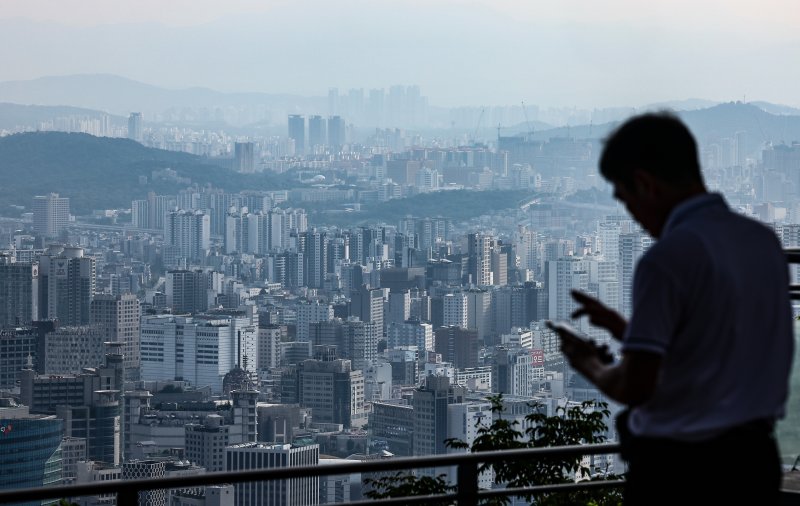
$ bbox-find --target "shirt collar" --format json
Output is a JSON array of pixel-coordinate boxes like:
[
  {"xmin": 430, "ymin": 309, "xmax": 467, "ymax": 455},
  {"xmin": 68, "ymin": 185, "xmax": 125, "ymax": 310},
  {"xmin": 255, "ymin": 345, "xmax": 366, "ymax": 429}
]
[{"xmin": 662, "ymin": 192, "xmax": 727, "ymax": 236}]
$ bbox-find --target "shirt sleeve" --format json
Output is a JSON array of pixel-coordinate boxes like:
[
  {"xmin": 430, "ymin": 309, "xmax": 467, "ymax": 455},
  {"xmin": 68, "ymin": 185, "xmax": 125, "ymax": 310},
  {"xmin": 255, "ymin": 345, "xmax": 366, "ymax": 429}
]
[{"xmin": 622, "ymin": 256, "xmax": 683, "ymax": 356}]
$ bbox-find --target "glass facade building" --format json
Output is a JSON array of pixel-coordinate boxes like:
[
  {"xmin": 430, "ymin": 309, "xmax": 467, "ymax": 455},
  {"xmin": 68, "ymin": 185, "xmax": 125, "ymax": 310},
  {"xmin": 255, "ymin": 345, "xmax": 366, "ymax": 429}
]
[{"xmin": 0, "ymin": 417, "xmax": 63, "ymax": 504}]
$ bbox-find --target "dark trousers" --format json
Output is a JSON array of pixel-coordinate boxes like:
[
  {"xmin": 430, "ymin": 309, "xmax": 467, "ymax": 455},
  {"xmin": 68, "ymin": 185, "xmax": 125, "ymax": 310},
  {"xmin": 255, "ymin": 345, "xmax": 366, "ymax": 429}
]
[{"xmin": 617, "ymin": 412, "xmax": 782, "ymax": 505}]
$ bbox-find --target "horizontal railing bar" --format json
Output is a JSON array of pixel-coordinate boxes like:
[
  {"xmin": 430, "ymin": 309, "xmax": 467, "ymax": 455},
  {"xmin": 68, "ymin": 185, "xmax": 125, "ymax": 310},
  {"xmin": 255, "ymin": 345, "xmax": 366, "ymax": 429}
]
[
  {"xmin": 476, "ymin": 478, "xmax": 627, "ymax": 498},
  {"xmin": 331, "ymin": 494, "xmax": 459, "ymax": 506},
  {"xmin": 0, "ymin": 444, "xmax": 621, "ymax": 504}
]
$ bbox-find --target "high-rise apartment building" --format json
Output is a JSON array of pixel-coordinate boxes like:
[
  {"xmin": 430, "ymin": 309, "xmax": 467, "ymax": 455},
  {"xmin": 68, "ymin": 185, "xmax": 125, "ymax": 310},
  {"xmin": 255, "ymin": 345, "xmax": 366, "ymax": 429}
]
[
  {"xmin": 91, "ymin": 293, "xmax": 141, "ymax": 379},
  {"xmin": 0, "ymin": 254, "xmax": 38, "ymax": 326},
  {"xmin": 308, "ymin": 115, "xmax": 327, "ymax": 151},
  {"xmin": 619, "ymin": 232, "xmax": 653, "ymax": 317},
  {"xmin": 288, "ymin": 115, "xmax": 305, "ymax": 156},
  {"xmin": 165, "ymin": 269, "xmax": 217, "ymax": 314},
  {"xmin": 468, "ymin": 233, "xmax": 493, "ymax": 286},
  {"xmin": 32, "ymin": 193, "xmax": 70, "ymax": 238},
  {"xmin": 387, "ymin": 320, "xmax": 433, "ymax": 351},
  {"xmin": 327, "ymin": 116, "xmax": 345, "ymax": 151},
  {"xmin": 164, "ymin": 210, "xmax": 210, "ymax": 264},
  {"xmin": 128, "ymin": 112, "xmax": 143, "ymax": 142},
  {"xmin": 234, "ymin": 142, "xmax": 255, "ymax": 173}
]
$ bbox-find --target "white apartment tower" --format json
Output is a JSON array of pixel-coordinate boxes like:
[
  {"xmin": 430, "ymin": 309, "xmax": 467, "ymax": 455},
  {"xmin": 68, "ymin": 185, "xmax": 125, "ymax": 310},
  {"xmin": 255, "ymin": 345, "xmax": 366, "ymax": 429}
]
[
  {"xmin": 32, "ymin": 193, "xmax": 70, "ymax": 238},
  {"xmin": 443, "ymin": 293, "xmax": 468, "ymax": 329}
]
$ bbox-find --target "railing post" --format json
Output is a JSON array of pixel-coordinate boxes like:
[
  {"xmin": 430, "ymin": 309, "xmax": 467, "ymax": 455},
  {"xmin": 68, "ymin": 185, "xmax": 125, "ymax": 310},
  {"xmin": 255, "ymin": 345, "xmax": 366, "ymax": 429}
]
[
  {"xmin": 456, "ymin": 461, "xmax": 479, "ymax": 506},
  {"xmin": 117, "ymin": 488, "xmax": 138, "ymax": 506}
]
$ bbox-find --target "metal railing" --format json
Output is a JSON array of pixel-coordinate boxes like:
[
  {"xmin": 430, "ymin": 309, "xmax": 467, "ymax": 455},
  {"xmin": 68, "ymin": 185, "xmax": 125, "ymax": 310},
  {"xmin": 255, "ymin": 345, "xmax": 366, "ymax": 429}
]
[{"xmin": 0, "ymin": 444, "xmax": 623, "ymax": 506}]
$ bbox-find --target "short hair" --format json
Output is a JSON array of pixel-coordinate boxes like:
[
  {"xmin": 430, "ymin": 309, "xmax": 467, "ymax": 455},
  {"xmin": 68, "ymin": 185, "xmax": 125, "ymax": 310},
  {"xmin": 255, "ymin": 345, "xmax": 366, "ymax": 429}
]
[{"xmin": 599, "ymin": 112, "xmax": 702, "ymax": 188}]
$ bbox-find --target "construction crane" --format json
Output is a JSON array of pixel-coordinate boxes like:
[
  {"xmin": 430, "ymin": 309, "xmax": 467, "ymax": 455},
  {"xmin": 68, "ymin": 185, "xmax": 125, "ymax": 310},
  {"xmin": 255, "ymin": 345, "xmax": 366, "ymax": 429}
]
[
  {"xmin": 471, "ymin": 107, "xmax": 485, "ymax": 145},
  {"xmin": 521, "ymin": 101, "xmax": 534, "ymax": 140}
]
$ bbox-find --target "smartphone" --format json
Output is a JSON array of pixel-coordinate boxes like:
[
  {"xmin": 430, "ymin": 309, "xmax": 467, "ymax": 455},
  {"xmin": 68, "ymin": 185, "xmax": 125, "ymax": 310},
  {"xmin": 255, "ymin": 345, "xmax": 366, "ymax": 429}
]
[
  {"xmin": 545, "ymin": 320, "xmax": 592, "ymax": 344},
  {"xmin": 546, "ymin": 320, "xmax": 614, "ymax": 364}
]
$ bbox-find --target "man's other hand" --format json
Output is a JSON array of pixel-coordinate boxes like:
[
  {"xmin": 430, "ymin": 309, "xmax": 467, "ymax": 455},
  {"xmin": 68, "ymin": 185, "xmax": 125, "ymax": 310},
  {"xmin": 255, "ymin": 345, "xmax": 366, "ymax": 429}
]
[{"xmin": 570, "ymin": 289, "xmax": 628, "ymax": 341}]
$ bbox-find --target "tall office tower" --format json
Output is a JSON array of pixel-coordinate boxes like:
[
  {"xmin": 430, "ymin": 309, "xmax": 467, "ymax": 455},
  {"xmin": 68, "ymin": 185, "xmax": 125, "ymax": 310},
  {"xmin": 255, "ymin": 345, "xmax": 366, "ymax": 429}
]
[
  {"xmin": 258, "ymin": 324, "xmax": 283, "ymax": 371},
  {"xmin": 464, "ymin": 288, "xmax": 491, "ymax": 342},
  {"xmin": 288, "ymin": 114, "xmax": 305, "ymax": 156},
  {"xmin": 412, "ymin": 375, "xmax": 465, "ymax": 458},
  {"xmin": 127, "ymin": 112, "xmax": 143, "ymax": 142},
  {"xmin": 434, "ymin": 326, "xmax": 479, "ymax": 369},
  {"xmin": 122, "ymin": 390, "xmax": 151, "ymax": 460},
  {"xmin": 515, "ymin": 225, "xmax": 539, "ymax": 273},
  {"xmin": 0, "ymin": 255, "xmax": 38, "ymax": 326},
  {"xmin": 327, "ymin": 116, "xmax": 346, "ymax": 151},
  {"xmin": 342, "ymin": 318, "xmax": 378, "ymax": 371},
  {"xmin": 492, "ymin": 346, "xmax": 534, "ymax": 397},
  {"xmin": 234, "ymin": 142, "xmax": 256, "ymax": 173},
  {"xmin": 387, "ymin": 320, "xmax": 433, "ymax": 350},
  {"xmin": 468, "ymin": 233, "xmax": 493, "ymax": 285},
  {"xmin": 0, "ymin": 403, "xmax": 64, "ymax": 494},
  {"xmin": 42, "ymin": 325, "xmax": 106, "ymax": 374},
  {"xmin": 308, "ymin": 115, "xmax": 327, "ymax": 151},
  {"xmin": 442, "ymin": 292, "xmax": 468, "ymax": 328},
  {"xmin": 38, "ymin": 246, "xmax": 95, "ymax": 325},
  {"xmin": 387, "ymin": 290, "xmax": 411, "ymax": 326},
  {"xmin": 619, "ymin": 232, "xmax": 653, "ymax": 317},
  {"xmin": 186, "ymin": 414, "xmax": 235, "ymax": 472},
  {"xmin": 447, "ymin": 401, "xmax": 494, "ymax": 489},
  {"xmin": 32, "ymin": 193, "xmax": 70, "ymax": 238},
  {"xmin": 164, "ymin": 210, "xmax": 210, "ymax": 264},
  {"xmin": 350, "ymin": 285, "xmax": 384, "ymax": 334},
  {"xmin": 295, "ymin": 301, "xmax": 333, "ymax": 342},
  {"xmin": 226, "ymin": 443, "xmax": 319, "ymax": 506},
  {"xmin": 369, "ymin": 401, "xmax": 413, "ymax": 456},
  {"xmin": 231, "ymin": 390, "xmax": 259, "ymax": 444},
  {"xmin": 301, "ymin": 230, "xmax": 328, "ymax": 289},
  {"xmin": 545, "ymin": 257, "xmax": 589, "ymax": 321},
  {"xmin": 165, "ymin": 269, "xmax": 212, "ymax": 314},
  {"xmin": 491, "ymin": 248, "xmax": 508, "ymax": 286},
  {"xmin": 367, "ymin": 88, "xmax": 385, "ymax": 127},
  {"xmin": 21, "ymin": 354, "xmax": 123, "ymax": 465},
  {"xmin": 91, "ymin": 293, "xmax": 141, "ymax": 379},
  {"xmin": 0, "ymin": 327, "xmax": 37, "ymax": 390}
]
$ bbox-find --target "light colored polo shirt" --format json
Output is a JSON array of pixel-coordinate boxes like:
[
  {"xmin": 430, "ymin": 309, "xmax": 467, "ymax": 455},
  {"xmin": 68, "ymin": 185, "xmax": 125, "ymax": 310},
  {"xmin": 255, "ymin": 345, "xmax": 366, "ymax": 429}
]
[{"xmin": 623, "ymin": 193, "xmax": 794, "ymax": 439}]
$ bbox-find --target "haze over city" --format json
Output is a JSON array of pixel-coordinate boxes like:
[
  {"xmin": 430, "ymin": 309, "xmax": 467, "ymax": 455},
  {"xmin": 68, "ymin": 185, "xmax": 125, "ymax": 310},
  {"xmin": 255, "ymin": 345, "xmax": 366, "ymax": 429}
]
[{"xmin": 1, "ymin": 0, "xmax": 798, "ymax": 108}]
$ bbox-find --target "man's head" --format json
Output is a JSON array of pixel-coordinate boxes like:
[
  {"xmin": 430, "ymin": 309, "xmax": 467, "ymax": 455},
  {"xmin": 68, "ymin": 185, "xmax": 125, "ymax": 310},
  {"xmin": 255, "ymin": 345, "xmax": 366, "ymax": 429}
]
[{"xmin": 600, "ymin": 113, "xmax": 706, "ymax": 237}]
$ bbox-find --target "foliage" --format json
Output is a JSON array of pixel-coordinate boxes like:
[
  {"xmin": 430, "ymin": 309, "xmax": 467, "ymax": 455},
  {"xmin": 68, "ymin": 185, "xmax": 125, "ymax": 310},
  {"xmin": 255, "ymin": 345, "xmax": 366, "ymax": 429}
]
[
  {"xmin": 364, "ymin": 472, "xmax": 455, "ymax": 506},
  {"xmin": 0, "ymin": 132, "xmax": 294, "ymax": 214},
  {"xmin": 309, "ymin": 189, "xmax": 534, "ymax": 227},
  {"xmin": 365, "ymin": 395, "xmax": 623, "ymax": 506}
]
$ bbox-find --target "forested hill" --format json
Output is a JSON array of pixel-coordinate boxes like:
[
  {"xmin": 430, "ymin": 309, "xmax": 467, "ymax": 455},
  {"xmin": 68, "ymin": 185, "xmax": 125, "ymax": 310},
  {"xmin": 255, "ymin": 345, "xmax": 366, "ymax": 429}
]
[{"xmin": 0, "ymin": 132, "xmax": 292, "ymax": 214}]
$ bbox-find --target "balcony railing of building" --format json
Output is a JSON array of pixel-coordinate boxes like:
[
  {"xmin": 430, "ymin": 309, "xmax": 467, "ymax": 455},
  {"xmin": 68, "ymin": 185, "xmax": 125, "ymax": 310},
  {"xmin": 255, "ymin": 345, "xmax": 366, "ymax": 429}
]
[{"xmin": 1, "ymin": 443, "xmax": 800, "ymax": 506}]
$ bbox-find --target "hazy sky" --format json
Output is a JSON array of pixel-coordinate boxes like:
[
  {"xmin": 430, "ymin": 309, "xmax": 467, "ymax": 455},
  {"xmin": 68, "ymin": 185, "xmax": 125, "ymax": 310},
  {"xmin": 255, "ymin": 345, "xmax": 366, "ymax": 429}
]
[{"xmin": 0, "ymin": 0, "xmax": 798, "ymax": 108}]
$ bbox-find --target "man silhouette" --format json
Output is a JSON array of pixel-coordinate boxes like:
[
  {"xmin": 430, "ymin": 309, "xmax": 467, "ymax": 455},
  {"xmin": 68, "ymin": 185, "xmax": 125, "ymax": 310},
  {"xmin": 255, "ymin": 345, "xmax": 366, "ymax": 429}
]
[{"xmin": 555, "ymin": 113, "xmax": 794, "ymax": 505}]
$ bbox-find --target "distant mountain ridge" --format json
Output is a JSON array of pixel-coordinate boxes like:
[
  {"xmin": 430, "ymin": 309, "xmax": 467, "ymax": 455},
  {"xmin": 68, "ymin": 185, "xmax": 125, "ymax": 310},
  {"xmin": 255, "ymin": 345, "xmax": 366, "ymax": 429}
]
[
  {"xmin": 0, "ymin": 132, "xmax": 293, "ymax": 214},
  {"xmin": 513, "ymin": 102, "xmax": 800, "ymax": 150},
  {"xmin": 0, "ymin": 74, "xmax": 325, "ymax": 119},
  {"xmin": 0, "ymin": 103, "xmax": 126, "ymax": 130}
]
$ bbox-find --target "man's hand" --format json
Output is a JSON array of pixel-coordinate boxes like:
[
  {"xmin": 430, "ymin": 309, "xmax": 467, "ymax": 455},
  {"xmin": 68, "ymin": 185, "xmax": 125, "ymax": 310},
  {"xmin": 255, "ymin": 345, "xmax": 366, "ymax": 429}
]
[{"xmin": 570, "ymin": 289, "xmax": 628, "ymax": 341}]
